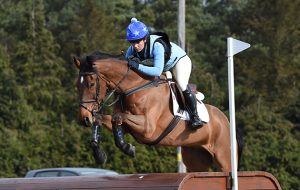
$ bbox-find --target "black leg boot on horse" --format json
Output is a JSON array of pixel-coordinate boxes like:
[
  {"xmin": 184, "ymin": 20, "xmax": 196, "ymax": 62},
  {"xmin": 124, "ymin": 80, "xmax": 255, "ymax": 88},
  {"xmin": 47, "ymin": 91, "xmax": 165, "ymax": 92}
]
[
  {"xmin": 112, "ymin": 124, "xmax": 136, "ymax": 157},
  {"xmin": 183, "ymin": 86, "xmax": 203, "ymax": 130},
  {"xmin": 90, "ymin": 123, "xmax": 107, "ymax": 164}
]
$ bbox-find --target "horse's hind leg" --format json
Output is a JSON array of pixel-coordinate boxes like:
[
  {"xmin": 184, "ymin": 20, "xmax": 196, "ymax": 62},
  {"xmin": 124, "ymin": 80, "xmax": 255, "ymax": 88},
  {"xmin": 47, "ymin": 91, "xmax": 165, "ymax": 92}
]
[
  {"xmin": 213, "ymin": 144, "xmax": 232, "ymax": 172},
  {"xmin": 181, "ymin": 147, "xmax": 213, "ymax": 172}
]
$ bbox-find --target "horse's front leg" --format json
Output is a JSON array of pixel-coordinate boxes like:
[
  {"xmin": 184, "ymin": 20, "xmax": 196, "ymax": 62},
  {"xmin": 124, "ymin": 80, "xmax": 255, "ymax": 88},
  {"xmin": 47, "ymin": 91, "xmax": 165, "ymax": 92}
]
[
  {"xmin": 95, "ymin": 114, "xmax": 113, "ymax": 131},
  {"xmin": 112, "ymin": 113, "xmax": 136, "ymax": 157},
  {"xmin": 90, "ymin": 118, "xmax": 107, "ymax": 165}
]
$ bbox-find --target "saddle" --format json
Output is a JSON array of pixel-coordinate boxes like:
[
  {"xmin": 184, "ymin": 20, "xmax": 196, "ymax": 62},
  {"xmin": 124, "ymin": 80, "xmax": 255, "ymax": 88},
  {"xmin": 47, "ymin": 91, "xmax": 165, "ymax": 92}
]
[
  {"xmin": 169, "ymin": 82, "xmax": 198, "ymax": 110},
  {"xmin": 163, "ymin": 71, "xmax": 209, "ymax": 123}
]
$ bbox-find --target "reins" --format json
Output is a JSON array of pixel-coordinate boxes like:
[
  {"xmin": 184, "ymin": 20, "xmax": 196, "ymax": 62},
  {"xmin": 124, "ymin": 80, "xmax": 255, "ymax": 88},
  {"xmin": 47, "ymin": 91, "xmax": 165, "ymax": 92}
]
[
  {"xmin": 124, "ymin": 77, "xmax": 167, "ymax": 97},
  {"xmin": 79, "ymin": 63, "xmax": 172, "ymax": 116},
  {"xmin": 79, "ymin": 66, "xmax": 131, "ymax": 116},
  {"xmin": 98, "ymin": 66, "xmax": 131, "ymax": 109}
]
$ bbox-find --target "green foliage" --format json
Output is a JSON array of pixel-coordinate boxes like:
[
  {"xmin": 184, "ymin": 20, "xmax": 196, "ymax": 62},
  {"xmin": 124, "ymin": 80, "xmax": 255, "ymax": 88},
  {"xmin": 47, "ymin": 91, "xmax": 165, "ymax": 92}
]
[
  {"xmin": 0, "ymin": 0, "xmax": 299, "ymax": 189},
  {"xmin": 232, "ymin": 0, "xmax": 300, "ymax": 188},
  {"xmin": 238, "ymin": 103, "xmax": 299, "ymax": 189}
]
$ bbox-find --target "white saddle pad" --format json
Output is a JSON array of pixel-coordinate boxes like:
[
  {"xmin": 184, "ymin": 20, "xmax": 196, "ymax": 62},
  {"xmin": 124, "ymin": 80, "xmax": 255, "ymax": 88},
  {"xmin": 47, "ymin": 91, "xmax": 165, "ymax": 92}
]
[{"xmin": 169, "ymin": 82, "xmax": 210, "ymax": 123}]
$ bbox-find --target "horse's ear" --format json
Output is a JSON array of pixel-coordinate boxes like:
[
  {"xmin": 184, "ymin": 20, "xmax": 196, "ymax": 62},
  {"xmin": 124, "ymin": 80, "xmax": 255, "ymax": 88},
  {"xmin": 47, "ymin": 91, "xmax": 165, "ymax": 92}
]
[{"xmin": 73, "ymin": 56, "xmax": 80, "ymax": 69}]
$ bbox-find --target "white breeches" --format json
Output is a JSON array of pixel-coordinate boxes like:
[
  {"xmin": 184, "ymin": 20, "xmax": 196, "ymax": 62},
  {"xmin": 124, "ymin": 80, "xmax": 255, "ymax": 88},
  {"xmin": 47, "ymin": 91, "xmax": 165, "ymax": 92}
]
[{"xmin": 170, "ymin": 55, "xmax": 192, "ymax": 91}]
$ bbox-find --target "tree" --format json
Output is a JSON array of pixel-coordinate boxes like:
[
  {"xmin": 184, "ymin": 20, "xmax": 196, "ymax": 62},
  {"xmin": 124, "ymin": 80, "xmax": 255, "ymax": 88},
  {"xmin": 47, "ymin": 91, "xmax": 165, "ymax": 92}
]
[
  {"xmin": 231, "ymin": 0, "xmax": 300, "ymax": 188},
  {"xmin": 0, "ymin": 1, "xmax": 299, "ymax": 188}
]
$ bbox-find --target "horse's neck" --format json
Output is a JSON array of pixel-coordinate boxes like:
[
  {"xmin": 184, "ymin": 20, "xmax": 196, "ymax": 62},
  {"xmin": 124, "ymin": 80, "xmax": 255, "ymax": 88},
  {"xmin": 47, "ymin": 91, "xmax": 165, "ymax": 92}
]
[{"xmin": 95, "ymin": 59, "xmax": 149, "ymax": 92}]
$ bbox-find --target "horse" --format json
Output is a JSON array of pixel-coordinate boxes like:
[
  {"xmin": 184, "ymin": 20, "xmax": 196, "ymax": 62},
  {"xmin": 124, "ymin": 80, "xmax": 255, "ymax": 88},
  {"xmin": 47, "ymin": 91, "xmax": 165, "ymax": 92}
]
[{"xmin": 73, "ymin": 51, "xmax": 243, "ymax": 172}]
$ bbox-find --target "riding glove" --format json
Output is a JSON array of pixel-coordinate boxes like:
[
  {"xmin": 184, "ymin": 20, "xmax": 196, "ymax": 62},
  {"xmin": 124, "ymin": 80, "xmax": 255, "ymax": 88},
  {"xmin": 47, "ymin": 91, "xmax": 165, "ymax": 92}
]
[{"xmin": 128, "ymin": 60, "xmax": 139, "ymax": 69}]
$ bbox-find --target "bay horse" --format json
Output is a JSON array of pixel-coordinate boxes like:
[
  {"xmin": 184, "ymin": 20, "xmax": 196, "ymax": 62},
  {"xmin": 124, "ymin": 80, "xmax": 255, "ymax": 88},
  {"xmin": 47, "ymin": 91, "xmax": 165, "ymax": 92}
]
[{"xmin": 73, "ymin": 51, "xmax": 243, "ymax": 172}]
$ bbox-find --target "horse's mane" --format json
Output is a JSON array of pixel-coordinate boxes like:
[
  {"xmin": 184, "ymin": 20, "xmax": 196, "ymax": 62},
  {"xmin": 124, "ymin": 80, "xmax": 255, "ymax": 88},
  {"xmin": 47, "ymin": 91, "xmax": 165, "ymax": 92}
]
[{"xmin": 79, "ymin": 51, "xmax": 126, "ymax": 72}]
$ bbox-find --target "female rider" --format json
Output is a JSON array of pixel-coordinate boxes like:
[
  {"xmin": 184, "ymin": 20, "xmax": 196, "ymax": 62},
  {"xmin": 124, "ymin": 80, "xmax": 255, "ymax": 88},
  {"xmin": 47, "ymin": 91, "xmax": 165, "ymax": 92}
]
[{"xmin": 125, "ymin": 18, "xmax": 203, "ymax": 129}]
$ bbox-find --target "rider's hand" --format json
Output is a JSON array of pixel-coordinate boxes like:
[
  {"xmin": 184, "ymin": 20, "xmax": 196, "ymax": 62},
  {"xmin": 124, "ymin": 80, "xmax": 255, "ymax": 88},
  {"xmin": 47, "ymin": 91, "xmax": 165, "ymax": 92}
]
[{"xmin": 128, "ymin": 60, "xmax": 139, "ymax": 69}]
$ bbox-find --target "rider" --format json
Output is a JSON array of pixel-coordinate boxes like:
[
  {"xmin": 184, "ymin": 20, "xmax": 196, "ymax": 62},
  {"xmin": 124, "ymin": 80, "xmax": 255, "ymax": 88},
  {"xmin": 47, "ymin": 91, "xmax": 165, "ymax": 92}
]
[{"xmin": 125, "ymin": 18, "xmax": 203, "ymax": 129}]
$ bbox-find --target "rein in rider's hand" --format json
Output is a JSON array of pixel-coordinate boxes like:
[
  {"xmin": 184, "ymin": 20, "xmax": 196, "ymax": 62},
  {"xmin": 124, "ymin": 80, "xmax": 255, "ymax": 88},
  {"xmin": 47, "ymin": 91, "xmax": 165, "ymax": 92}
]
[{"xmin": 127, "ymin": 55, "xmax": 141, "ymax": 69}]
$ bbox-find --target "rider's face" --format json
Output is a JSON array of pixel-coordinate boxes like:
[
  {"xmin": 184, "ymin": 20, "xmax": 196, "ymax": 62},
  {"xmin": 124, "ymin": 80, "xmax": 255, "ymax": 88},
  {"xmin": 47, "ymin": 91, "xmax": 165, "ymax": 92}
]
[{"xmin": 129, "ymin": 39, "xmax": 146, "ymax": 52}]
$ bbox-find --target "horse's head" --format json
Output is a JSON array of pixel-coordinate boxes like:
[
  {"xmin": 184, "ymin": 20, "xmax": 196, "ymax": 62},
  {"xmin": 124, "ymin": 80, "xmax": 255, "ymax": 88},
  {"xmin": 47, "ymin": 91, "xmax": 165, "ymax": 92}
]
[
  {"xmin": 74, "ymin": 51, "xmax": 149, "ymax": 127},
  {"xmin": 73, "ymin": 56, "xmax": 108, "ymax": 127}
]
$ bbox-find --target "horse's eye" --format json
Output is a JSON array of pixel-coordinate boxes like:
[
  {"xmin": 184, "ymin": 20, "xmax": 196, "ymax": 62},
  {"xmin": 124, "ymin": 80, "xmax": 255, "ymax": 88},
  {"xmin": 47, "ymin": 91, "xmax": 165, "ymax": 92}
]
[{"xmin": 90, "ymin": 83, "xmax": 95, "ymax": 87}]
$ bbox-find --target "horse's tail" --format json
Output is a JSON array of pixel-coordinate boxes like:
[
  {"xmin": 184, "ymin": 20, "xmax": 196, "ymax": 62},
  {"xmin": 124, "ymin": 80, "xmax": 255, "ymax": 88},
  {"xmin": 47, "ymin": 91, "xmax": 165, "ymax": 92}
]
[{"xmin": 236, "ymin": 126, "xmax": 244, "ymax": 170}]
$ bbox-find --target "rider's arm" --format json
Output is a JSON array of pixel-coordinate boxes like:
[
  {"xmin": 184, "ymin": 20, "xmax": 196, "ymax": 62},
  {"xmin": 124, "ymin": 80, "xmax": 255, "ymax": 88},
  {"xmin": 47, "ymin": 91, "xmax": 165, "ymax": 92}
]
[{"xmin": 135, "ymin": 42, "xmax": 164, "ymax": 77}]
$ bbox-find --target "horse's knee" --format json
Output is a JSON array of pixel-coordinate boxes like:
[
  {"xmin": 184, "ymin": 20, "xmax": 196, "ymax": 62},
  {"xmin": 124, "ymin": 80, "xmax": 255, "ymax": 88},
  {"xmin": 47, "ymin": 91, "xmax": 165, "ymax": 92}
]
[
  {"xmin": 112, "ymin": 113, "xmax": 123, "ymax": 125},
  {"xmin": 143, "ymin": 124, "xmax": 156, "ymax": 139}
]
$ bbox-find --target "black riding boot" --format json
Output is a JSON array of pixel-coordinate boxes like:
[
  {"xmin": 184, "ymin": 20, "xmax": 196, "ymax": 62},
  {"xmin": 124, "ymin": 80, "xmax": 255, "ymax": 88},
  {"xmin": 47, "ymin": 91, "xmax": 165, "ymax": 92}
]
[
  {"xmin": 112, "ymin": 125, "xmax": 135, "ymax": 157},
  {"xmin": 183, "ymin": 87, "xmax": 203, "ymax": 129}
]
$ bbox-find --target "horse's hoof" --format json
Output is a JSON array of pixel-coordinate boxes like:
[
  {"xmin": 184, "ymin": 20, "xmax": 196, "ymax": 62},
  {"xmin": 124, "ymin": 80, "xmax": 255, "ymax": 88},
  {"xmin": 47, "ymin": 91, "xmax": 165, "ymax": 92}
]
[
  {"xmin": 93, "ymin": 149, "xmax": 107, "ymax": 165},
  {"xmin": 125, "ymin": 144, "xmax": 135, "ymax": 157},
  {"xmin": 90, "ymin": 142, "xmax": 107, "ymax": 164}
]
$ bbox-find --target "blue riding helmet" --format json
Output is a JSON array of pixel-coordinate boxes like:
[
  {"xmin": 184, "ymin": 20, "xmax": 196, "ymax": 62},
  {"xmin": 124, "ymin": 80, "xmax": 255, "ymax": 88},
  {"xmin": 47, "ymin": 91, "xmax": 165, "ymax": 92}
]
[{"xmin": 126, "ymin": 18, "xmax": 149, "ymax": 41}]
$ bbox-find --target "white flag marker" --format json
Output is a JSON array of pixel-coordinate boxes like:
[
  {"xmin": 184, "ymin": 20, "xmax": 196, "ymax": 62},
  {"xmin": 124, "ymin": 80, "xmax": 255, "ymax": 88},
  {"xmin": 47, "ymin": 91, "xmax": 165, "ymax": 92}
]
[
  {"xmin": 228, "ymin": 38, "xmax": 250, "ymax": 56},
  {"xmin": 227, "ymin": 37, "xmax": 250, "ymax": 190}
]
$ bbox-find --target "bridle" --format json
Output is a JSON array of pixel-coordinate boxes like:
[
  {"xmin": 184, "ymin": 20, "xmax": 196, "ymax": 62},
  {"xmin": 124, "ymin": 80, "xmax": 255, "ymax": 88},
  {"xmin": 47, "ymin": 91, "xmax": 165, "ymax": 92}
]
[
  {"xmin": 78, "ymin": 62, "xmax": 167, "ymax": 123},
  {"xmin": 78, "ymin": 67, "xmax": 131, "ymax": 117},
  {"xmin": 78, "ymin": 71, "xmax": 100, "ymax": 116}
]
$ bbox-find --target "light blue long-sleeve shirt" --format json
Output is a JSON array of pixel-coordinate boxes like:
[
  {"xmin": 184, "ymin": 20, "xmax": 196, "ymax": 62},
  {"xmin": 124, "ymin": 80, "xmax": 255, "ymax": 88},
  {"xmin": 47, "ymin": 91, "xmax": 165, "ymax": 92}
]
[{"xmin": 126, "ymin": 35, "xmax": 186, "ymax": 77}]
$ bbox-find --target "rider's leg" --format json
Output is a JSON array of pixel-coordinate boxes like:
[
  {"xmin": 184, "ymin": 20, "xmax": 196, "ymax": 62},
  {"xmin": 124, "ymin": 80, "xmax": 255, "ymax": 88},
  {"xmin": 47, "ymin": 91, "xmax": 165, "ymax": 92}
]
[
  {"xmin": 183, "ymin": 86, "xmax": 203, "ymax": 128},
  {"xmin": 171, "ymin": 55, "xmax": 203, "ymax": 129}
]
